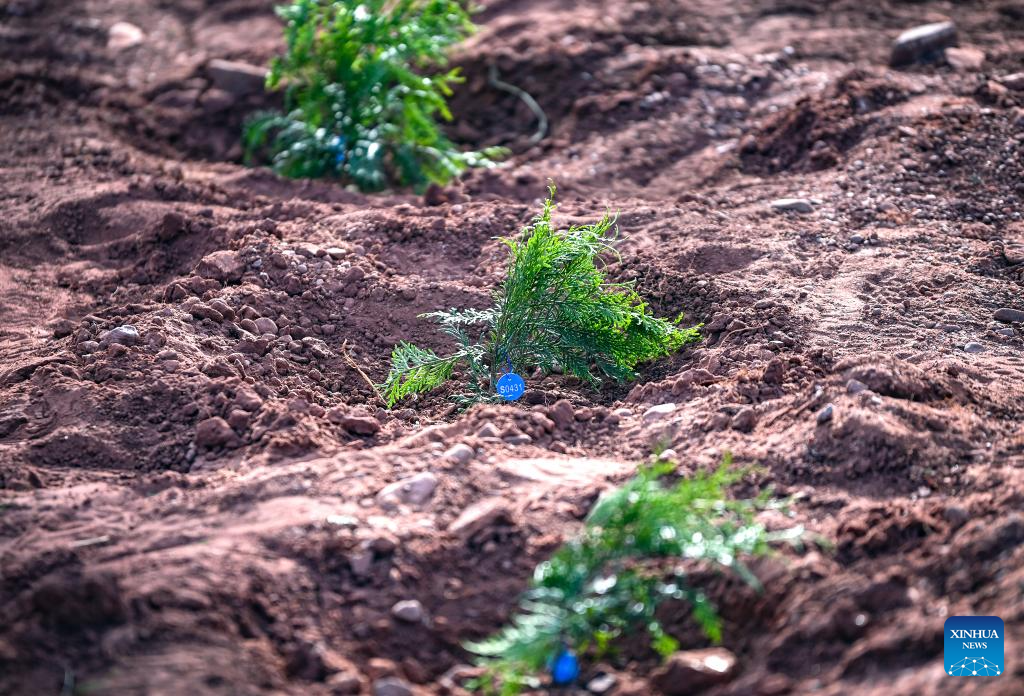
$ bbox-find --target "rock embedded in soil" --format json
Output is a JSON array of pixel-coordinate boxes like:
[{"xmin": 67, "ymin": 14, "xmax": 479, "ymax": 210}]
[
  {"xmin": 449, "ymin": 498, "xmax": 511, "ymax": 540},
  {"xmin": 99, "ymin": 325, "xmax": 139, "ymax": 347},
  {"xmin": 326, "ymin": 672, "xmax": 363, "ymax": 694},
  {"xmin": 373, "ymin": 678, "xmax": 414, "ymax": 696},
  {"xmin": 195, "ymin": 250, "xmax": 245, "ymax": 283},
  {"xmin": 548, "ymin": 399, "xmax": 575, "ymax": 429},
  {"xmin": 945, "ymin": 46, "xmax": 985, "ymax": 71},
  {"xmin": 651, "ymin": 648, "xmax": 739, "ymax": 695},
  {"xmin": 50, "ymin": 318, "xmax": 74, "ymax": 338},
  {"xmin": 944, "ymin": 505, "xmax": 970, "ymax": 530},
  {"xmin": 731, "ymin": 407, "xmax": 757, "ymax": 433},
  {"xmin": 994, "ymin": 308, "xmax": 1024, "ymax": 323},
  {"xmin": 207, "ymin": 59, "xmax": 268, "ymax": 97},
  {"xmin": 642, "ymin": 403, "xmax": 676, "ymax": 423},
  {"xmin": 963, "ymin": 342, "xmax": 985, "ymax": 353},
  {"xmin": 107, "ymin": 21, "xmax": 143, "ymax": 50},
  {"xmin": 443, "ymin": 443, "xmax": 475, "ymax": 465},
  {"xmin": 377, "ymin": 472, "xmax": 438, "ymax": 509},
  {"xmin": 326, "ymin": 407, "xmax": 381, "ymax": 434},
  {"xmin": 847, "ymin": 379, "xmax": 868, "ymax": 395},
  {"xmin": 770, "ymin": 198, "xmax": 813, "ymax": 213},
  {"xmin": 194, "ymin": 417, "xmax": 236, "ymax": 449},
  {"xmin": 890, "ymin": 21, "xmax": 957, "ymax": 67},
  {"xmin": 254, "ymin": 317, "xmax": 278, "ymax": 335},
  {"xmin": 390, "ymin": 599, "xmax": 425, "ymax": 623},
  {"xmin": 817, "ymin": 403, "xmax": 835, "ymax": 424},
  {"xmin": 477, "ymin": 423, "xmax": 500, "ymax": 439},
  {"xmin": 1001, "ymin": 73, "xmax": 1024, "ymax": 90}
]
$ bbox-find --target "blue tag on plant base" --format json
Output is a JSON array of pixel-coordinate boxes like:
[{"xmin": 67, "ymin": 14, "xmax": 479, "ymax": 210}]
[
  {"xmin": 496, "ymin": 372, "xmax": 526, "ymax": 401},
  {"xmin": 549, "ymin": 648, "xmax": 579, "ymax": 685}
]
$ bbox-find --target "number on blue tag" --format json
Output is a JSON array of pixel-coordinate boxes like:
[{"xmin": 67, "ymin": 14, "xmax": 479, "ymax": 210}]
[{"xmin": 496, "ymin": 372, "xmax": 525, "ymax": 401}]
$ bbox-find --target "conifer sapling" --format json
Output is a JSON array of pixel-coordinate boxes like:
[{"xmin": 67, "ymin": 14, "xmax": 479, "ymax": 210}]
[{"xmin": 380, "ymin": 187, "xmax": 701, "ymax": 407}]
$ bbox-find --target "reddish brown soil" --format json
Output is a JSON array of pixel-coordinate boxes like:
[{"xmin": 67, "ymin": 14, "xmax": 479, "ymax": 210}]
[{"xmin": 2, "ymin": 1, "xmax": 1024, "ymax": 695}]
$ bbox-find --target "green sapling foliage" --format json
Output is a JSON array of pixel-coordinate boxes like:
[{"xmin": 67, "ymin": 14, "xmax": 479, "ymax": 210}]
[
  {"xmin": 380, "ymin": 187, "xmax": 701, "ymax": 407},
  {"xmin": 244, "ymin": 0, "xmax": 504, "ymax": 191},
  {"xmin": 465, "ymin": 454, "xmax": 803, "ymax": 694}
]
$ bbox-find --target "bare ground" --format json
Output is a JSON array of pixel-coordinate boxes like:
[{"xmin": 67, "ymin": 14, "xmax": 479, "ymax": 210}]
[{"xmin": 1, "ymin": 0, "xmax": 1024, "ymax": 694}]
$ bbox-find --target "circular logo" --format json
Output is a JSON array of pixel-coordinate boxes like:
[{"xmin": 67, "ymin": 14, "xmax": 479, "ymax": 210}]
[{"xmin": 496, "ymin": 372, "xmax": 526, "ymax": 401}]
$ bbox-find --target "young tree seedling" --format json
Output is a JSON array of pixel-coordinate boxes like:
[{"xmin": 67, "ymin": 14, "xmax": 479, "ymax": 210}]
[
  {"xmin": 244, "ymin": 0, "xmax": 504, "ymax": 191},
  {"xmin": 465, "ymin": 453, "xmax": 803, "ymax": 694},
  {"xmin": 380, "ymin": 187, "xmax": 702, "ymax": 407}
]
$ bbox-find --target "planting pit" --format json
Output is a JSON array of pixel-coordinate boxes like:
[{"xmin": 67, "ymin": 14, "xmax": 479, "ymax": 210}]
[{"xmin": 2, "ymin": 0, "xmax": 1024, "ymax": 694}]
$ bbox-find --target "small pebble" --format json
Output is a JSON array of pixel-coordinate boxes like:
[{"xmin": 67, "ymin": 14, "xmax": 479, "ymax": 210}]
[
  {"xmin": 770, "ymin": 198, "xmax": 813, "ymax": 213},
  {"xmin": 994, "ymin": 307, "xmax": 1024, "ymax": 323},
  {"xmin": 255, "ymin": 317, "xmax": 278, "ymax": 335},
  {"xmin": 477, "ymin": 423, "xmax": 501, "ymax": 439},
  {"xmin": 846, "ymin": 379, "xmax": 868, "ymax": 394},
  {"xmin": 816, "ymin": 404, "xmax": 834, "ymax": 424},
  {"xmin": 642, "ymin": 403, "xmax": 676, "ymax": 423},
  {"xmin": 444, "ymin": 443, "xmax": 475, "ymax": 465},
  {"xmin": 100, "ymin": 324, "xmax": 139, "ymax": 347},
  {"xmin": 587, "ymin": 673, "xmax": 617, "ymax": 694},
  {"xmin": 373, "ymin": 677, "xmax": 414, "ymax": 696},
  {"xmin": 390, "ymin": 599, "xmax": 425, "ymax": 623},
  {"xmin": 963, "ymin": 342, "xmax": 985, "ymax": 353}
]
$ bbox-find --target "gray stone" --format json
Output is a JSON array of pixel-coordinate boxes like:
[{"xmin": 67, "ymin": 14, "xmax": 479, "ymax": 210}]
[
  {"xmin": 731, "ymin": 407, "xmax": 757, "ymax": 433},
  {"xmin": 390, "ymin": 599, "xmax": 425, "ymax": 623},
  {"xmin": 642, "ymin": 402, "xmax": 676, "ymax": 423},
  {"xmin": 994, "ymin": 308, "xmax": 1024, "ymax": 323},
  {"xmin": 255, "ymin": 317, "xmax": 279, "ymax": 335},
  {"xmin": 504, "ymin": 433, "xmax": 533, "ymax": 446},
  {"xmin": 443, "ymin": 443, "xmax": 475, "ymax": 465},
  {"xmin": 377, "ymin": 472, "xmax": 438, "ymax": 508},
  {"xmin": 348, "ymin": 551, "xmax": 374, "ymax": 577},
  {"xmin": 890, "ymin": 21, "xmax": 957, "ymax": 67},
  {"xmin": 373, "ymin": 678, "xmax": 413, "ymax": 696},
  {"xmin": 816, "ymin": 404, "xmax": 834, "ymax": 424},
  {"xmin": 79, "ymin": 340, "xmax": 100, "ymax": 354},
  {"xmin": 944, "ymin": 505, "xmax": 970, "ymax": 530},
  {"xmin": 100, "ymin": 324, "xmax": 140, "ymax": 347},
  {"xmin": 964, "ymin": 342, "xmax": 985, "ymax": 353},
  {"xmin": 658, "ymin": 448, "xmax": 678, "ymax": 462},
  {"xmin": 207, "ymin": 59, "xmax": 267, "ymax": 97},
  {"xmin": 477, "ymin": 423, "xmax": 500, "ymax": 439},
  {"xmin": 770, "ymin": 198, "xmax": 813, "ymax": 213},
  {"xmin": 846, "ymin": 379, "xmax": 868, "ymax": 395}
]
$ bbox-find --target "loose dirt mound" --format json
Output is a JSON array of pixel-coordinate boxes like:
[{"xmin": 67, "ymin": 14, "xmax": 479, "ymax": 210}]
[{"xmin": 2, "ymin": 1, "xmax": 1024, "ymax": 695}]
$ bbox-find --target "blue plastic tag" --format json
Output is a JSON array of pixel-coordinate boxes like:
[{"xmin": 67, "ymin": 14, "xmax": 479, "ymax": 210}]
[
  {"xmin": 496, "ymin": 372, "xmax": 526, "ymax": 401},
  {"xmin": 549, "ymin": 648, "xmax": 579, "ymax": 685}
]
